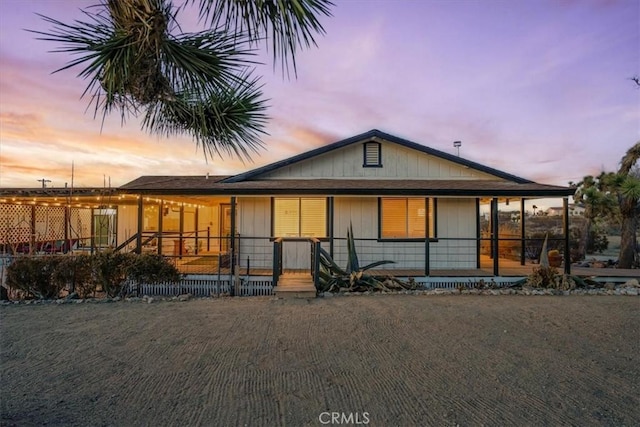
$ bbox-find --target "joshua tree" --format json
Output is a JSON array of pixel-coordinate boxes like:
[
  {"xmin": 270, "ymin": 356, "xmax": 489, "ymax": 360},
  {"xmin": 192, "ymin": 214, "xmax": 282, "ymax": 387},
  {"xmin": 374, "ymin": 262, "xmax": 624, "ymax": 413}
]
[
  {"xmin": 572, "ymin": 144, "xmax": 640, "ymax": 267},
  {"xmin": 31, "ymin": 0, "xmax": 333, "ymax": 160},
  {"xmin": 609, "ymin": 143, "xmax": 640, "ymax": 268},
  {"xmin": 571, "ymin": 174, "xmax": 615, "ymax": 261}
]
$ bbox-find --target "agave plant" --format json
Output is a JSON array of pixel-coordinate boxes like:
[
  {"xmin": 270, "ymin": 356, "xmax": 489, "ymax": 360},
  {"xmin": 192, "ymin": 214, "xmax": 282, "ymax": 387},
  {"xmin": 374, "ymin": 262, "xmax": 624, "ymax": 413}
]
[{"xmin": 317, "ymin": 224, "xmax": 415, "ymax": 293}]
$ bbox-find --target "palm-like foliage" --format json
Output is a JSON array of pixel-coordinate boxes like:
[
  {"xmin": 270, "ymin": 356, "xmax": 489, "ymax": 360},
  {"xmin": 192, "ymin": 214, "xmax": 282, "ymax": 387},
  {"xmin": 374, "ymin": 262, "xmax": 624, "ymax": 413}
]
[
  {"xmin": 196, "ymin": 0, "xmax": 333, "ymax": 75},
  {"xmin": 317, "ymin": 224, "xmax": 415, "ymax": 293},
  {"xmin": 30, "ymin": 0, "xmax": 333, "ymax": 160}
]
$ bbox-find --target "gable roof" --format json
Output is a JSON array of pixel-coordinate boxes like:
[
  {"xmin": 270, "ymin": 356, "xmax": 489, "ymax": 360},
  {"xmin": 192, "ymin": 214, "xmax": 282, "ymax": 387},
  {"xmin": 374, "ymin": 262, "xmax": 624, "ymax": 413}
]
[
  {"xmin": 113, "ymin": 130, "xmax": 574, "ymax": 197},
  {"xmin": 222, "ymin": 129, "xmax": 533, "ymax": 184}
]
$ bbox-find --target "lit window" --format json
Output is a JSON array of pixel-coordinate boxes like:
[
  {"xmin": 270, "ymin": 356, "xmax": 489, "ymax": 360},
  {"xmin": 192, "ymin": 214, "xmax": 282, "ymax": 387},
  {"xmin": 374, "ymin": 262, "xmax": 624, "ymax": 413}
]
[
  {"xmin": 273, "ymin": 198, "xmax": 327, "ymax": 237},
  {"xmin": 363, "ymin": 142, "xmax": 382, "ymax": 167},
  {"xmin": 380, "ymin": 198, "xmax": 436, "ymax": 239}
]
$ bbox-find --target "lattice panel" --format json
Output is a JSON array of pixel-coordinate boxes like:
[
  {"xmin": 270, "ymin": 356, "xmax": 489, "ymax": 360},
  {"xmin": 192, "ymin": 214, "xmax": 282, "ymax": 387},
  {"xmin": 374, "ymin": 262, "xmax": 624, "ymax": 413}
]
[
  {"xmin": 0, "ymin": 204, "xmax": 94, "ymax": 245},
  {"xmin": 35, "ymin": 206, "xmax": 65, "ymax": 241},
  {"xmin": 0, "ymin": 204, "xmax": 33, "ymax": 244}
]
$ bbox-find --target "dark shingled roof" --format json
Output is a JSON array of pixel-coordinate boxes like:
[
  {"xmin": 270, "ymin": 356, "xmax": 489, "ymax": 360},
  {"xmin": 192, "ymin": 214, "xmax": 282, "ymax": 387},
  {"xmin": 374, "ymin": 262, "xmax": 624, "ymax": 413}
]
[
  {"xmin": 118, "ymin": 178, "xmax": 574, "ymax": 197},
  {"xmin": 119, "ymin": 175, "xmax": 230, "ymax": 191}
]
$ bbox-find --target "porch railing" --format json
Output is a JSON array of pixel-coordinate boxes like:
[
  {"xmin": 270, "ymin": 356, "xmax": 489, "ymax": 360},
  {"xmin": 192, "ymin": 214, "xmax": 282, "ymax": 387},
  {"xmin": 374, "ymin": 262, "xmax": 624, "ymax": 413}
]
[{"xmin": 3, "ymin": 233, "xmax": 572, "ymax": 281}]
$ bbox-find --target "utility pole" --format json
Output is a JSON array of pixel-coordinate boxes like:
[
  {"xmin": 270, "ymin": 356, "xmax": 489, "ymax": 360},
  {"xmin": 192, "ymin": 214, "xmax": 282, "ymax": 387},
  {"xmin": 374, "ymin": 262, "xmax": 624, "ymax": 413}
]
[{"xmin": 37, "ymin": 178, "xmax": 51, "ymax": 188}]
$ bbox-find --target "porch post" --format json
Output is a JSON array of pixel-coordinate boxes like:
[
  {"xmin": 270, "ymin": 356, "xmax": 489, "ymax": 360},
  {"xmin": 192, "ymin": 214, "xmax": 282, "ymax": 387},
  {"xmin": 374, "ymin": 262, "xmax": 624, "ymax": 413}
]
[
  {"xmin": 475, "ymin": 198, "xmax": 481, "ymax": 269},
  {"xmin": 425, "ymin": 197, "xmax": 431, "ymax": 276},
  {"xmin": 491, "ymin": 198, "xmax": 499, "ymax": 276},
  {"xmin": 520, "ymin": 198, "xmax": 526, "ymax": 265},
  {"xmin": 136, "ymin": 196, "xmax": 143, "ymax": 254},
  {"xmin": 178, "ymin": 203, "xmax": 184, "ymax": 259},
  {"xmin": 113, "ymin": 206, "xmax": 119, "ymax": 249},
  {"xmin": 194, "ymin": 207, "xmax": 199, "ymax": 255},
  {"xmin": 328, "ymin": 197, "xmax": 334, "ymax": 257},
  {"xmin": 563, "ymin": 197, "xmax": 571, "ymax": 275},
  {"xmin": 230, "ymin": 196, "xmax": 237, "ymax": 276},
  {"xmin": 30, "ymin": 205, "xmax": 36, "ymax": 255},
  {"xmin": 64, "ymin": 205, "xmax": 70, "ymax": 252},
  {"xmin": 90, "ymin": 208, "xmax": 95, "ymax": 254},
  {"xmin": 157, "ymin": 200, "xmax": 164, "ymax": 255},
  {"xmin": 424, "ymin": 238, "xmax": 430, "ymax": 276}
]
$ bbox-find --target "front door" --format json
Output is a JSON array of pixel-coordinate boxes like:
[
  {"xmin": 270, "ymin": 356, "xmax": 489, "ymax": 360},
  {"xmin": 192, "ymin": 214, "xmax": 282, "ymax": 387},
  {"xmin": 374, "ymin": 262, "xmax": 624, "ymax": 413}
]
[{"xmin": 94, "ymin": 208, "xmax": 116, "ymax": 248}]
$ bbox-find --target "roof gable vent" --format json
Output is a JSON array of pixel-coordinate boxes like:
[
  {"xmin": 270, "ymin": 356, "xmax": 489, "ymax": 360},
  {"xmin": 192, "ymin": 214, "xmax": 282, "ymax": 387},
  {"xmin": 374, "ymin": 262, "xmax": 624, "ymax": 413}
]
[{"xmin": 363, "ymin": 142, "xmax": 382, "ymax": 167}]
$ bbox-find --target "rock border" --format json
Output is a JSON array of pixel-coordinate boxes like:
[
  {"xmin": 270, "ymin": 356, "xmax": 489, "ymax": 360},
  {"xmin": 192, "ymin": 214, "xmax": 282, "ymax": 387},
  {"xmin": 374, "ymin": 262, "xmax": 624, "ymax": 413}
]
[
  {"xmin": 1, "ymin": 280, "xmax": 639, "ymax": 305},
  {"xmin": 321, "ymin": 285, "xmax": 639, "ymax": 298}
]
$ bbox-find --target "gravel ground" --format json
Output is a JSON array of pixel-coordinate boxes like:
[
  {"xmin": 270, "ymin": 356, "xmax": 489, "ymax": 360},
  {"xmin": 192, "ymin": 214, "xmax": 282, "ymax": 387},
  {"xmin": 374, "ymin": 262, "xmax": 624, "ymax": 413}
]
[{"xmin": 1, "ymin": 295, "xmax": 639, "ymax": 426}]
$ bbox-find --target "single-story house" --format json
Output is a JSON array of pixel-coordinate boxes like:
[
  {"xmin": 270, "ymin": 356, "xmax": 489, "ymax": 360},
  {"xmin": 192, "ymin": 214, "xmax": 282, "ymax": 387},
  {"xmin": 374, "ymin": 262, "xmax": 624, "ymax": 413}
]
[
  {"xmin": 546, "ymin": 204, "xmax": 585, "ymax": 217},
  {"xmin": 1, "ymin": 130, "xmax": 575, "ymax": 282}
]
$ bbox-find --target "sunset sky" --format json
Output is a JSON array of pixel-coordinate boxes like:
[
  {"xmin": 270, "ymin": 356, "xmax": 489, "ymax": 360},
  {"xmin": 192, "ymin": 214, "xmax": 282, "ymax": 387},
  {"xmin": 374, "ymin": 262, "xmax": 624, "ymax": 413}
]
[{"xmin": 0, "ymin": 0, "xmax": 638, "ymax": 190}]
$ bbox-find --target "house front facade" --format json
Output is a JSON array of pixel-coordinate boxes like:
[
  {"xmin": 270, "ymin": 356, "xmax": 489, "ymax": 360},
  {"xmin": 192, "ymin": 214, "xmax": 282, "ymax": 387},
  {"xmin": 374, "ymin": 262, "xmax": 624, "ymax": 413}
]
[
  {"xmin": 117, "ymin": 130, "xmax": 575, "ymax": 277},
  {"xmin": 1, "ymin": 130, "xmax": 575, "ymax": 279}
]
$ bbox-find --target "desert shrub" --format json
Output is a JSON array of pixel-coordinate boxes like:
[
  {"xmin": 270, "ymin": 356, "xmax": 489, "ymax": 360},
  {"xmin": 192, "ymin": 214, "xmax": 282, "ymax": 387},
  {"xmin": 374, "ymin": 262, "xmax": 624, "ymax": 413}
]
[
  {"xmin": 569, "ymin": 217, "xmax": 609, "ymax": 261},
  {"xmin": 52, "ymin": 255, "xmax": 95, "ymax": 298},
  {"xmin": 93, "ymin": 250, "xmax": 136, "ymax": 298},
  {"xmin": 6, "ymin": 252, "xmax": 183, "ymax": 300},
  {"xmin": 527, "ymin": 266, "xmax": 559, "ymax": 288},
  {"xmin": 526, "ymin": 266, "xmax": 579, "ymax": 290},
  {"xmin": 128, "ymin": 253, "xmax": 181, "ymax": 284},
  {"xmin": 6, "ymin": 256, "xmax": 65, "ymax": 299}
]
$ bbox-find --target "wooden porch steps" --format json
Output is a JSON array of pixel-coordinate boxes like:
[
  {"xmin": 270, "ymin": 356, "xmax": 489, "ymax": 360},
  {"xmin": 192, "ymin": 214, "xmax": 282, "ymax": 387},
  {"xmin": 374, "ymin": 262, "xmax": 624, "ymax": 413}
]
[{"xmin": 274, "ymin": 273, "xmax": 316, "ymax": 299}]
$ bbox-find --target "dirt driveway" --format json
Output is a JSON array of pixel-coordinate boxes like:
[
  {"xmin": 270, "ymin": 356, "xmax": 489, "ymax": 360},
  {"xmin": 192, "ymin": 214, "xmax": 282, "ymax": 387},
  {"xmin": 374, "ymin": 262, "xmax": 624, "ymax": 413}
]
[{"xmin": 1, "ymin": 295, "xmax": 639, "ymax": 426}]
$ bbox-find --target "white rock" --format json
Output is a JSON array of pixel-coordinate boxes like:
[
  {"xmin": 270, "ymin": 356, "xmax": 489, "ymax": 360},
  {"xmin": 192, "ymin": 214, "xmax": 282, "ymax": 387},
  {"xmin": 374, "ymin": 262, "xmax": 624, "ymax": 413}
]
[
  {"xmin": 177, "ymin": 293, "xmax": 192, "ymax": 302},
  {"xmin": 623, "ymin": 279, "xmax": 639, "ymax": 288}
]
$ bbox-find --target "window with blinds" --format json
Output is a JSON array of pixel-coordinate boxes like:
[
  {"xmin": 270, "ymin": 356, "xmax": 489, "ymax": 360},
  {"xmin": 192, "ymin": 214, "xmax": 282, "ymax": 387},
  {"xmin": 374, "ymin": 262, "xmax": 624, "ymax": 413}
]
[
  {"xmin": 363, "ymin": 142, "xmax": 382, "ymax": 167},
  {"xmin": 380, "ymin": 198, "xmax": 436, "ymax": 239},
  {"xmin": 273, "ymin": 198, "xmax": 327, "ymax": 237}
]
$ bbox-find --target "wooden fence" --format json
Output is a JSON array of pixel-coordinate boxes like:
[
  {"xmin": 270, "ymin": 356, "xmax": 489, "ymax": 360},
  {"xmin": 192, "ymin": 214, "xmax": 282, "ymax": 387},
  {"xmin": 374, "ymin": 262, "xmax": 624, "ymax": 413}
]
[{"xmin": 129, "ymin": 275, "xmax": 274, "ymax": 297}]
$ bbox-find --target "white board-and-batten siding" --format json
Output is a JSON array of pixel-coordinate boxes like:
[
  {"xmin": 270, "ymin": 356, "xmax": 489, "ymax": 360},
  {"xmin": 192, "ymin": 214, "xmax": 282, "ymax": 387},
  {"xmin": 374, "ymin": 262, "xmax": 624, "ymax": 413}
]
[
  {"xmin": 235, "ymin": 196, "xmax": 478, "ymax": 271},
  {"xmin": 260, "ymin": 140, "xmax": 500, "ymax": 180},
  {"xmin": 333, "ymin": 197, "xmax": 477, "ymax": 270},
  {"xmin": 237, "ymin": 197, "xmax": 273, "ymax": 269}
]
